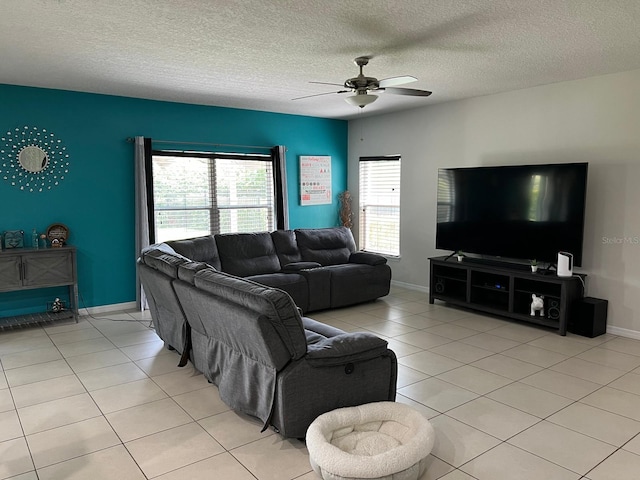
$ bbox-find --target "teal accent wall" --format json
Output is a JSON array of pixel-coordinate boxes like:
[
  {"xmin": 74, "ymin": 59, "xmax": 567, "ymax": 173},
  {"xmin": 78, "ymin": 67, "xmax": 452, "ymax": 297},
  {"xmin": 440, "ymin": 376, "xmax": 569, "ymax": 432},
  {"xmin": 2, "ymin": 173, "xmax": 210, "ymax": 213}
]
[{"xmin": 0, "ymin": 84, "xmax": 347, "ymax": 315}]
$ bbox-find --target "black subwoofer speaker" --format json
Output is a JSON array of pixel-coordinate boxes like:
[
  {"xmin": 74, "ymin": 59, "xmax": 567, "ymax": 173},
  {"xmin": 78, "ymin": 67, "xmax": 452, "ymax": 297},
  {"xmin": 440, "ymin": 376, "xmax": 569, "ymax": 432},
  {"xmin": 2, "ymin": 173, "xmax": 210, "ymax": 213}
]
[
  {"xmin": 434, "ymin": 277, "xmax": 446, "ymax": 294},
  {"xmin": 569, "ymin": 297, "xmax": 608, "ymax": 338},
  {"xmin": 547, "ymin": 298, "xmax": 561, "ymax": 320}
]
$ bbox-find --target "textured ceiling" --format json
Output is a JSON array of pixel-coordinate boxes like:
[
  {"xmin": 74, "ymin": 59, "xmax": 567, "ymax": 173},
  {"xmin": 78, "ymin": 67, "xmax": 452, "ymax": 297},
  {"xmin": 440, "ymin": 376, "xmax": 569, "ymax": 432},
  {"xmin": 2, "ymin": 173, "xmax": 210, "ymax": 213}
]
[{"xmin": 1, "ymin": 0, "xmax": 640, "ymax": 120}]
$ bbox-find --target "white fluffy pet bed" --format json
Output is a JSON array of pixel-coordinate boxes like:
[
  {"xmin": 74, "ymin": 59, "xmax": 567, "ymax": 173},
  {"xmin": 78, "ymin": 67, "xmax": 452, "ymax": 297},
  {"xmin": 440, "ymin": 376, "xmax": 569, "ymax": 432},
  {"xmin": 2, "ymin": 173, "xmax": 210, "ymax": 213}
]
[{"xmin": 306, "ymin": 402, "xmax": 435, "ymax": 480}]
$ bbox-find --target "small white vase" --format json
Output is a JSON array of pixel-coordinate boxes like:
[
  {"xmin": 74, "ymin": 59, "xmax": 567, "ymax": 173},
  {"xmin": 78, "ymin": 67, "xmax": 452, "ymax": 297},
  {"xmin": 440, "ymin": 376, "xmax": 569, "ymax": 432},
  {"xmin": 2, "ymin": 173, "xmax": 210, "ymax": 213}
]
[{"xmin": 531, "ymin": 265, "xmax": 538, "ymax": 273}]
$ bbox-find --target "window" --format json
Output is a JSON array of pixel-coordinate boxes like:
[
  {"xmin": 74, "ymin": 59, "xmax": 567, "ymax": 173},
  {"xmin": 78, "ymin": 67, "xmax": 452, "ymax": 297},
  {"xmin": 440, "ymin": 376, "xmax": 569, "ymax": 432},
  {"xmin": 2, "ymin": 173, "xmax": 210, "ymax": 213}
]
[
  {"xmin": 152, "ymin": 152, "xmax": 274, "ymax": 242},
  {"xmin": 359, "ymin": 155, "xmax": 401, "ymax": 256}
]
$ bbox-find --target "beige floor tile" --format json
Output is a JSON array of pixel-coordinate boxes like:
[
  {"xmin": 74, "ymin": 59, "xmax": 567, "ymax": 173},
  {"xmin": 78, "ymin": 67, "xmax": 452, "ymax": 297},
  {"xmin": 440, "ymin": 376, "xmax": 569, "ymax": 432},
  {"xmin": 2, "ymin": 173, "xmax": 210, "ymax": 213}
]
[
  {"xmin": 447, "ymin": 396, "xmax": 540, "ymax": 440},
  {"xmin": 0, "ymin": 410, "xmax": 23, "ymax": 443},
  {"xmin": 0, "ymin": 437, "xmax": 34, "ymax": 480},
  {"xmin": 520, "ymin": 369, "xmax": 601, "ymax": 400},
  {"xmin": 0, "ymin": 335, "xmax": 54, "ymax": 357},
  {"xmin": 394, "ymin": 331, "xmax": 453, "ymax": 350},
  {"xmin": 436, "ymin": 365, "xmax": 513, "ymax": 395},
  {"xmin": 549, "ymin": 358, "xmax": 626, "ymax": 385},
  {"xmin": 420, "ymin": 307, "xmax": 472, "ymax": 322},
  {"xmin": 10, "ymin": 374, "xmax": 85, "ymax": 409},
  {"xmin": 487, "ymin": 382, "xmax": 574, "ymax": 418},
  {"xmin": 89, "ymin": 378, "xmax": 167, "ymax": 414},
  {"xmin": 0, "ymin": 388, "xmax": 14, "ymax": 413},
  {"xmin": 134, "ymin": 351, "xmax": 183, "ymax": 376},
  {"xmin": 48, "ymin": 328, "xmax": 104, "ymax": 346},
  {"xmin": 527, "ymin": 335, "xmax": 594, "ymax": 356},
  {"xmin": 461, "ymin": 442, "xmax": 580, "ymax": 480},
  {"xmin": 391, "ymin": 314, "xmax": 444, "ymax": 329},
  {"xmin": 487, "ymin": 323, "xmax": 549, "ymax": 343},
  {"xmin": 0, "ymin": 372, "xmax": 6, "ymax": 390},
  {"xmin": 576, "ymin": 347, "xmax": 640, "ymax": 371},
  {"xmin": 396, "ymin": 364, "xmax": 430, "ymax": 388},
  {"xmin": 5, "ymin": 359, "xmax": 73, "ymax": 387},
  {"xmin": 398, "ymin": 378, "xmax": 479, "ymax": 412},
  {"xmin": 623, "ymin": 433, "xmax": 640, "ymax": 455},
  {"xmin": 398, "ymin": 351, "xmax": 463, "ymax": 376},
  {"xmin": 4, "ymin": 471, "xmax": 38, "ymax": 480},
  {"xmin": 154, "ymin": 452, "xmax": 255, "ymax": 480},
  {"xmin": 106, "ymin": 329, "xmax": 160, "ymax": 348},
  {"xmin": 65, "ymin": 348, "xmax": 130, "ymax": 373},
  {"xmin": 18, "ymin": 392, "xmax": 101, "ymax": 435},
  {"xmin": 547, "ymin": 402, "xmax": 640, "ymax": 447},
  {"xmin": 36, "ymin": 444, "xmax": 145, "ymax": 480},
  {"xmin": 119, "ymin": 339, "xmax": 170, "ymax": 361},
  {"xmin": 173, "ymin": 386, "xmax": 230, "ymax": 420},
  {"xmin": 105, "ymin": 397, "xmax": 192, "ymax": 442},
  {"xmin": 393, "ymin": 301, "xmax": 434, "ymax": 315},
  {"xmin": 362, "ymin": 321, "xmax": 418, "ymax": 337},
  {"xmin": 395, "ymin": 394, "xmax": 440, "ymax": 419},
  {"xmin": 508, "ymin": 420, "xmax": 616, "ymax": 475},
  {"xmin": 26, "ymin": 416, "xmax": 120, "ymax": 468},
  {"xmin": 0, "ymin": 346, "xmax": 62, "ymax": 370},
  {"xmin": 126, "ymin": 310, "xmax": 153, "ymax": 322},
  {"xmin": 580, "ymin": 386, "xmax": 640, "ymax": 421},
  {"xmin": 335, "ymin": 312, "xmax": 385, "ymax": 326},
  {"xmin": 501, "ymin": 343, "xmax": 569, "ymax": 367},
  {"xmin": 586, "ymin": 449, "xmax": 640, "ymax": 480},
  {"xmin": 125, "ymin": 422, "xmax": 224, "ymax": 478},
  {"xmin": 600, "ymin": 337, "xmax": 640, "ymax": 357},
  {"xmin": 90, "ymin": 320, "xmax": 150, "ymax": 338},
  {"xmin": 471, "ymin": 354, "xmax": 543, "ymax": 380},
  {"xmin": 151, "ymin": 366, "xmax": 210, "ymax": 396},
  {"xmin": 607, "ymin": 372, "xmax": 640, "ymax": 396},
  {"xmin": 438, "ymin": 470, "xmax": 477, "ymax": 480},
  {"xmin": 230, "ymin": 435, "xmax": 311, "ymax": 480},
  {"xmin": 429, "ymin": 415, "xmax": 501, "ymax": 468},
  {"xmin": 460, "ymin": 332, "xmax": 521, "ymax": 353},
  {"xmin": 57, "ymin": 337, "xmax": 116, "ymax": 358},
  {"xmin": 42, "ymin": 317, "xmax": 93, "ymax": 334},
  {"xmin": 384, "ymin": 338, "xmax": 422, "ymax": 358},
  {"xmin": 564, "ymin": 332, "xmax": 616, "ymax": 346},
  {"xmin": 199, "ymin": 410, "xmax": 273, "ymax": 449},
  {"xmin": 419, "ymin": 455, "xmax": 455, "ymax": 480},
  {"xmin": 76, "ymin": 362, "xmax": 147, "ymax": 391},
  {"xmin": 451, "ymin": 315, "xmax": 509, "ymax": 332},
  {"xmin": 424, "ymin": 323, "xmax": 479, "ymax": 340},
  {"xmin": 429, "ymin": 341, "xmax": 494, "ymax": 364}
]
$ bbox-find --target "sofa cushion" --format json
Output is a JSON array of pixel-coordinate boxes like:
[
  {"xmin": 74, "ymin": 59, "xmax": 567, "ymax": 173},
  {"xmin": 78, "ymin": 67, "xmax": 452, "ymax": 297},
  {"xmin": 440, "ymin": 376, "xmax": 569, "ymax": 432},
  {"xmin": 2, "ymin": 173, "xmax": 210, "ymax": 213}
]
[
  {"xmin": 295, "ymin": 227, "xmax": 357, "ymax": 266},
  {"xmin": 177, "ymin": 262, "xmax": 210, "ymax": 284},
  {"xmin": 142, "ymin": 249, "xmax": 190, "ymax": 277},
  {"xmin": 167, "ymin": 236, "xmax": 222, "ymax": 270},
  {"xmin": 271, "ymin": 230, "xmax": 301, "ymax": 266},
  {"xmin": 215, "ymin": 232, "xmax": 281, "ymax": 277},
  {"xmin": 282, "ymin": 261, "xmax": 322, "ymax": 272}
]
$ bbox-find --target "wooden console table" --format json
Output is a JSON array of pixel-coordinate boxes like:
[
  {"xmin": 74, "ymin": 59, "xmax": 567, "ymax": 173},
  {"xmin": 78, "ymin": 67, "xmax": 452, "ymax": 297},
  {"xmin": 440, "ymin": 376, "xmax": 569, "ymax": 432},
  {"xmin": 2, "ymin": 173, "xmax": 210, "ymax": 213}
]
[{"xmin": 0, "ymin": 246, "xmax": 78, "ymax": 328}]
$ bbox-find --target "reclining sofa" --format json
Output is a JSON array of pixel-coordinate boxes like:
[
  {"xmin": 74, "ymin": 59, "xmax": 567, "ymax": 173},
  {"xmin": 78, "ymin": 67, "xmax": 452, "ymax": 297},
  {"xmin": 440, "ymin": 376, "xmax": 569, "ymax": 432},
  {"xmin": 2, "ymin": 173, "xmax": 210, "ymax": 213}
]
[
  {"xmin": 137, "ymin": 228, "xmax": 397, "ymax": 438},
  {"xmin": 165, "ymin": 226, "xmax": 391, "ymax": 313}
]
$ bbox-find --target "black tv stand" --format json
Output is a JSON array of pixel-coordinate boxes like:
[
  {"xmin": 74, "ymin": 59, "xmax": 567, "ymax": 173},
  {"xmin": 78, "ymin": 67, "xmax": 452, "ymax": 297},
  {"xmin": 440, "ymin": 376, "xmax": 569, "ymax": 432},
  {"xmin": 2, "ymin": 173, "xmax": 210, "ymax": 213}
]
[{"xmin": 429, "ymin": 256, "xmax": 584, "ymax": 335}]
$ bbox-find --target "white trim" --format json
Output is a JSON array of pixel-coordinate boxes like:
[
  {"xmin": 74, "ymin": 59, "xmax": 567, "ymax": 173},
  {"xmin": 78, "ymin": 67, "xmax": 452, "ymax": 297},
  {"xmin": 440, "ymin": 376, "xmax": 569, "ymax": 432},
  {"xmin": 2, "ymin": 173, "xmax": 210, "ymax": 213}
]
[
  {"xmin": 79, "ymin": 301, "xmax": 137, "ymax": 317},
  {"xmin": 607, "ymin": 325, "xmax": 640, "ymax": 340},
  {"xmin": 391, "ymin": 280, "xmax": 428, "ymax": 293}
]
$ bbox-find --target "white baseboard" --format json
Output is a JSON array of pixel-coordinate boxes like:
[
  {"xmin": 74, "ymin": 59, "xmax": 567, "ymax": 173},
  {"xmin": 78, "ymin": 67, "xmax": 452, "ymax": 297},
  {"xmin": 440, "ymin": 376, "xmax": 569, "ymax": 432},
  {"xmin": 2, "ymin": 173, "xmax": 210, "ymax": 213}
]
[
  {"xmin": 80, "ymin": 301, "xmax": 137, "ymax": 317},
  {"xmin": 607, "ymin": 325, "xmax": 640, "ymax": 340},
  {"xmin": 391, "ymin": 280, "xmax": 429, "ymax": 293}
]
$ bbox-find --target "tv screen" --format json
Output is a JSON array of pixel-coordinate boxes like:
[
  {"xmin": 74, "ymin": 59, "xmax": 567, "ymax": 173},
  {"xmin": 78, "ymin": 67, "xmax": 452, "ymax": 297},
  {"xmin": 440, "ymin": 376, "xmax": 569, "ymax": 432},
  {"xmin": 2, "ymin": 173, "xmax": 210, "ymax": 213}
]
[{"xmin": 436, "ymin": 162, "xmax": 588, "ymax": 266}]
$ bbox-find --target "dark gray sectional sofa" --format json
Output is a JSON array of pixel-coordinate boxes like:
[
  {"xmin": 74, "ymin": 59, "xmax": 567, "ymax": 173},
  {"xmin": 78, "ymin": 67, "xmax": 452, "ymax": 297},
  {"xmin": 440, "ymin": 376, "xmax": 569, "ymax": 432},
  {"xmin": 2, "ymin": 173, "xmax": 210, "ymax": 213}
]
[
  {"xmin": 137, "ymin": 227, "xmax": 397, "ymax": 438},
  {"xmin": 166, "ymin": 226, "xmax": 392, "ymax": 313}
]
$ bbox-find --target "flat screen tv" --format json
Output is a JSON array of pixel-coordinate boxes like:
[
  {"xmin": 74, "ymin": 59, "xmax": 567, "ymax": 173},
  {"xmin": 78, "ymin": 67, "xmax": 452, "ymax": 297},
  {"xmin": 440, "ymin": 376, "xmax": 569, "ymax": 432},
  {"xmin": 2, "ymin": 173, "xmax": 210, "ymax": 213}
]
[{"xmin": 436, "ymin": 162, "xmax": 588, "ymax": 266}]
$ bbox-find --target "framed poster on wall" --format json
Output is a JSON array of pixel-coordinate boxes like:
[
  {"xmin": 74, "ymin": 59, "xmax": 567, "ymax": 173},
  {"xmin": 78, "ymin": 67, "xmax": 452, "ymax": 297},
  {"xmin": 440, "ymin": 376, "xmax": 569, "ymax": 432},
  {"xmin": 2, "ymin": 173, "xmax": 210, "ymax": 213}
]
[{"xmin": 300, "ymin": 155, "xmax": 332, "ymax": 205}]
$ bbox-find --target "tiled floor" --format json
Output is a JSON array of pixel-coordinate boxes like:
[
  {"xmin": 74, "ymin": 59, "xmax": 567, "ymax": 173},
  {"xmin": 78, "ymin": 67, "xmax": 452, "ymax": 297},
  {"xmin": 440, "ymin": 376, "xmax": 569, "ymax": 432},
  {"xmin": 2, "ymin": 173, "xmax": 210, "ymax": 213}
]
[{"xmin": 2, "ymin": 286, "xmax": 640, "ymax": 479}]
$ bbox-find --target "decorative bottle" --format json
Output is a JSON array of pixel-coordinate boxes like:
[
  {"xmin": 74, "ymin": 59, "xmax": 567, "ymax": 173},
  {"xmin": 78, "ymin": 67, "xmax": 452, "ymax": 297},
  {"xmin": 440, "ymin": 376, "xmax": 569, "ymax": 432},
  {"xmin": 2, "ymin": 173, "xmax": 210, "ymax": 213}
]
[{"xmin": 32, "ymin": 229, "xmax": 39, "ymax": 249}]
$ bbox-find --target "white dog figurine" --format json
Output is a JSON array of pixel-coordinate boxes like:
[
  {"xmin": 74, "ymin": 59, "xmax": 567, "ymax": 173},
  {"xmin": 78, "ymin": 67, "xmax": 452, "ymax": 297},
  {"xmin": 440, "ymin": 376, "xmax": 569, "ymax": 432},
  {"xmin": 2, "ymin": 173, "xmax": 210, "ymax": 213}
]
[{"xmin": 530, "ymin": 294, "xmax": 545, "ymax": 317}]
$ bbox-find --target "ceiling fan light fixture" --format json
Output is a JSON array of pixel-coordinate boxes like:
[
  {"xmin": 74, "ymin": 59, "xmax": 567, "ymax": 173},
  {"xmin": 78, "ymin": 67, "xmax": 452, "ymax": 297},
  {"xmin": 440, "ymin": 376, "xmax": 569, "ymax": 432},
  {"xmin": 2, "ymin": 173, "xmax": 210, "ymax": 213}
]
[{"xmin": 345, "ymin": 93, "xmax": 378, "ymax": 108}]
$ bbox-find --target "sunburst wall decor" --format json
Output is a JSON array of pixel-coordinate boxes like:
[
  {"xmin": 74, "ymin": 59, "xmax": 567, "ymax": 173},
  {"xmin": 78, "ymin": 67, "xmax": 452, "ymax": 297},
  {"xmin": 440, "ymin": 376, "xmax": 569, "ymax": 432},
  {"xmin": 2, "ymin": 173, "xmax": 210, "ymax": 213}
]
[{"xmin": 0, "ymin": 126, "xmax": 70, "ymax": 192}]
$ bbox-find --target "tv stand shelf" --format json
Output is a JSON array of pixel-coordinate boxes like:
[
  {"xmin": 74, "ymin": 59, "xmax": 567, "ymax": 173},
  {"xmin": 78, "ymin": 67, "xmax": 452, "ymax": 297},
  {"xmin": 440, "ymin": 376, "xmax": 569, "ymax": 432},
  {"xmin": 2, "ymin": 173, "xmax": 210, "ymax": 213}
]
[{"xmin": 429, "ymin": 256, "xmax": 584, "ymax": 335}]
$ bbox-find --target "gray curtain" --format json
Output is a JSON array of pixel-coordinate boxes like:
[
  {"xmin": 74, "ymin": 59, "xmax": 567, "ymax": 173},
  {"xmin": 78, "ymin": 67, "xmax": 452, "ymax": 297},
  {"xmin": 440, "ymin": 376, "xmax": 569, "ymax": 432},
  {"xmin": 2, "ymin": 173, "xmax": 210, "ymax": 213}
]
[
  {"xmin": 134, "ymin": 136, "xmax": 151, "ymax": 310},
  {"xmin": 272, "ymin": 145, "xmax": 289, "ymax": 230}
]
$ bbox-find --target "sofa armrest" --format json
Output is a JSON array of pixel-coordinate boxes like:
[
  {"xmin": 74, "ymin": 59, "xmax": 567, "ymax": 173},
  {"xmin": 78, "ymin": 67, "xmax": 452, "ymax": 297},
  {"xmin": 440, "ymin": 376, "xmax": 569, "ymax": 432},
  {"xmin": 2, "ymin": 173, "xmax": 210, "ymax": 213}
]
[
  {"xmin": 306, "ymin": 333, "xmax": 390, "ymax": 366},
  {"xmin": 349, "ymin": 251, "xmax": 387, "ymax": 266},
  {"xmin": 282, "ymin": 261, "xmax": 322, "ymax": 272}
]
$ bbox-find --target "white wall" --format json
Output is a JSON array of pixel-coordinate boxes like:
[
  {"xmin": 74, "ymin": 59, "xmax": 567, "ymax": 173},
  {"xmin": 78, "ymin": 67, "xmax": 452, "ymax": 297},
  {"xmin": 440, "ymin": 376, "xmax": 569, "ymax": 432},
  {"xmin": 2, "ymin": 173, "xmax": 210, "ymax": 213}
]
[{"xmin": 348, "ymin": 68, "xmax": 640, "ymax": 335}]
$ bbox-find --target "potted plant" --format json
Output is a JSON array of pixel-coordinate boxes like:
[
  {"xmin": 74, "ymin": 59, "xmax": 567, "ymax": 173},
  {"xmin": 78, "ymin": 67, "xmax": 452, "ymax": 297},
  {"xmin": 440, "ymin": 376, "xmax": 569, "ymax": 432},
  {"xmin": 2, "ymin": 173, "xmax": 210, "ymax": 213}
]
[
  {"xmin": 531, "ymin": 259, "xmax": 538, "ymax": 273},
  {"xmin": 456, "ymin": 251, "xmax": 464, "ymax": 262}
]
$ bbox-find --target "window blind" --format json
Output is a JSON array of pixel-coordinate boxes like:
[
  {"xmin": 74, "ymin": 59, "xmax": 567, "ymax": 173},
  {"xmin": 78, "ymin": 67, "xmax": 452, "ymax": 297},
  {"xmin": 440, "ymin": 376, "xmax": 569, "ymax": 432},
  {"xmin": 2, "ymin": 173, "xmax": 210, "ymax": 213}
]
[{"xmin": 359, "ymin": 156, "xmax": 401, "ymax": 256}]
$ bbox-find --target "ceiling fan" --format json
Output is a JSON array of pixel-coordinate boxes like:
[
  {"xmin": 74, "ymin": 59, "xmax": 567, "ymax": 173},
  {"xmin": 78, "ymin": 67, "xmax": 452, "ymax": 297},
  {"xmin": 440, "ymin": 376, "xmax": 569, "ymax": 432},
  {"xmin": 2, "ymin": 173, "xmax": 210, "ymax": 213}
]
[{"xmin": 294, "ymin": 56, "xmax": 432, "ymax": 108}]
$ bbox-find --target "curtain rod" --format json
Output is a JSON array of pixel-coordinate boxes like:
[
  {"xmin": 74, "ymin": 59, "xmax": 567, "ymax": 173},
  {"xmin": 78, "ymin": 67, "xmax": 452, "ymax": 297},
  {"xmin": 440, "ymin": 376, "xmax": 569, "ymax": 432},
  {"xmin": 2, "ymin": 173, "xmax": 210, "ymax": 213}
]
[{"xmin": 126, "ymin": 137, "xmax": 273, "ymax": 150}]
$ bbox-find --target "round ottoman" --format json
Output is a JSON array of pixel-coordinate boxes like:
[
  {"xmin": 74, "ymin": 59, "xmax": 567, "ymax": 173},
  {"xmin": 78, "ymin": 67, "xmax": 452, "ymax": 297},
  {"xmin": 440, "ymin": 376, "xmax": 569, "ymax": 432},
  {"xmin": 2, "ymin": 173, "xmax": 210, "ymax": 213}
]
[{"xmin": 306, "ymin": 402, "xmax": 435, "ymax": 480}]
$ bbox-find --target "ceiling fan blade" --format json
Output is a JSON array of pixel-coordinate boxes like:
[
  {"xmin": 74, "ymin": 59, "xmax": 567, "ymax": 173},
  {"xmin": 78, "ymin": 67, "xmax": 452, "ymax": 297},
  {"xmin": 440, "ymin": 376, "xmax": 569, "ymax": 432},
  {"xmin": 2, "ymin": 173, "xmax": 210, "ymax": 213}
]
[
  {"xmin": 292, "ymin": 90, "xmax": 349, "ymax": 101},
  {"xmin": 381, "ymin": 87, "xmax": 432, "ymax": 97},
  {"xmin": 309, "ymin": 81, "xmax": 345, "ymax": 87},
  {"xmin": 378, "ymin": 76, "xmax": 417, "ymax": 88}
]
